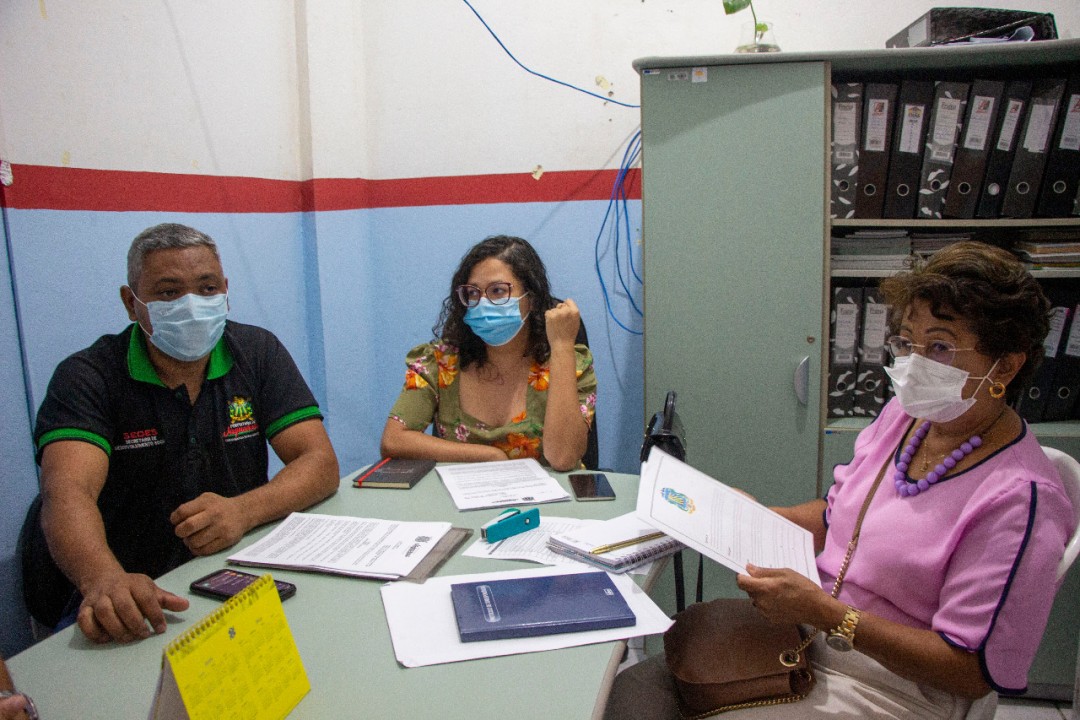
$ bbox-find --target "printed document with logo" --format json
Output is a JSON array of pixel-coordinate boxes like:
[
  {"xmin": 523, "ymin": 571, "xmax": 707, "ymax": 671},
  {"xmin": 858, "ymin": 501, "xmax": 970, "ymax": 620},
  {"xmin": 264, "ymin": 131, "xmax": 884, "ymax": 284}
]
[
  {"xmin": 227, "ymin": 513, "xmax": 452, "ymax": 580},
  {"xmin": 636, "ymin": 449, "xmax": 821, "ymax": 584},
  {"xmin": 435, "ymin": 458, "xmax": 571, "ymax": 511}
]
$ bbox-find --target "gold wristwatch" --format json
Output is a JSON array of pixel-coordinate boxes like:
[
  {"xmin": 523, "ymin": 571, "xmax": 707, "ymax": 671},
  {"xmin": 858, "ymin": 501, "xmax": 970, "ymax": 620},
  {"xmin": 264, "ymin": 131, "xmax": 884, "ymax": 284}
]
[{"xmin": 826, "ymin": 606, "xmax": 861, "ymax": 652}]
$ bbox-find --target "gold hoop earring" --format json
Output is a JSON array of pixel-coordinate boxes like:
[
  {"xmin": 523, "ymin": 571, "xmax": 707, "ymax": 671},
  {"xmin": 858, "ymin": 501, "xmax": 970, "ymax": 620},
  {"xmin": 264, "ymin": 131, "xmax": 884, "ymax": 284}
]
[{"xmin": 989, "ymin": 381, "xmax": 1006, "ymax": 399}]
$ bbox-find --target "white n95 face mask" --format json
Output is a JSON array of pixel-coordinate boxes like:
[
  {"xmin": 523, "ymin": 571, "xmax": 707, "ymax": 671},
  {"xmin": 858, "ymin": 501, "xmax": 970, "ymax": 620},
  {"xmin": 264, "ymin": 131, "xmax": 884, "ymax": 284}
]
[{"xmin": 884, "ymin": 353, "xmax": 999, "ymax": 423}]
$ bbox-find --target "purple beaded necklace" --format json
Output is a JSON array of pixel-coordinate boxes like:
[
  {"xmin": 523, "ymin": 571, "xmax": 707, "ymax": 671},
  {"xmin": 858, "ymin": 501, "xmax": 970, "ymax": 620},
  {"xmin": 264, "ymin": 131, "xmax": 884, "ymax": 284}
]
[{"xmin": 894, "ymin": 421, "xmax": 982, "ymax": 497}]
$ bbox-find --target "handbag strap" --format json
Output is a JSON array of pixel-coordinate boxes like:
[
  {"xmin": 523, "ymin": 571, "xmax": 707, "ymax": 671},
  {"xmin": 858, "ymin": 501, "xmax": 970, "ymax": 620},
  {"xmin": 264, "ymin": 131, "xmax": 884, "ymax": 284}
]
[{"xmin": 779, "ymin": 450, "xmax": 892, "ymax": 667}]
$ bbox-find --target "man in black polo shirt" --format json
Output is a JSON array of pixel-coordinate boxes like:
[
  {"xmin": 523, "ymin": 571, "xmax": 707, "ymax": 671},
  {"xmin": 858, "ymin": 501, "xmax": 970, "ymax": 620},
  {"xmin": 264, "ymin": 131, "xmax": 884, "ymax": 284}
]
[{"xmin": 22, "ymin": 223, "xmax": 339, "ymax": 643}]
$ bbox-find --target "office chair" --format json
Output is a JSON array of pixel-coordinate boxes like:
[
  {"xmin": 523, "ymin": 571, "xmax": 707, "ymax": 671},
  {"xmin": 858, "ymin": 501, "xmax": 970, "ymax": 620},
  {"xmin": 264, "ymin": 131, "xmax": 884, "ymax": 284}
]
[
  {"xmin": 641, "ymin": 390, "xmax": 698, "ymax": 613},
  {"xmin": 956, "ymin": 446, "xmax": 1080, "ymax": 720},
  {"xmin": 1041, "ymin": 447, "xmax": 1080, "ymax": 582},
  {"xmin": 960, "ymin": 447, "xmax": 1080, "ymax": 720},
  {"xmin": 1037, "ymin": 447, "xmax": 1080, "ymax": 720},
  {"xmin": 574, "ymin": 317, "xmax": 599, "ymax": 471}
]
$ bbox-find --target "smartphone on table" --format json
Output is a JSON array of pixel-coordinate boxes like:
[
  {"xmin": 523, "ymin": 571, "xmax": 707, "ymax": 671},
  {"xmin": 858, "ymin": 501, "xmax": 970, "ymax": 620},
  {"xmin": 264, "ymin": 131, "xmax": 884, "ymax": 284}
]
[
  {"xmin": 189, "ymin": 568, "xmax": 297, "ymax": 602},
  {"xmin": 569, "ymin": 472, "xmax": 616, "ymax": 501}
]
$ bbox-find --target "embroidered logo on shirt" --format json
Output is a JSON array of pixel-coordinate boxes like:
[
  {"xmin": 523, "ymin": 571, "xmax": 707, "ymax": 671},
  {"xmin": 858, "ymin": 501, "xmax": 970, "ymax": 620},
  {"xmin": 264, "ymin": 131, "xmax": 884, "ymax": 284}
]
[
  {"xmin": 223, "ymin": 395, "xmax": 259, "ymax": 443},
  {"xmin": 116, "ymin": 427, "xmax": 166, "ymax": 451}
]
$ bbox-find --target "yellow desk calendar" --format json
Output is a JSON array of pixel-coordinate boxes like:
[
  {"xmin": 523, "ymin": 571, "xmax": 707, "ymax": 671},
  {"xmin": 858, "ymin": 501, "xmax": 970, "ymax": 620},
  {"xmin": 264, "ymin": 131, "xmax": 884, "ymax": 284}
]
[{"xmin": 149, "ymin": 574, "xmax": 310, "ymax": 720}]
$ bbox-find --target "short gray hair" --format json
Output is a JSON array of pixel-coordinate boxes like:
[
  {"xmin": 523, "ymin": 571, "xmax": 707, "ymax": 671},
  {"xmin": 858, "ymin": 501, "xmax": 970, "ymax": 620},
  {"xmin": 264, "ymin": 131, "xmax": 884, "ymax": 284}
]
[{"xmin": 127, "ymin": 223, "xmax": 220, "ymax": 289}]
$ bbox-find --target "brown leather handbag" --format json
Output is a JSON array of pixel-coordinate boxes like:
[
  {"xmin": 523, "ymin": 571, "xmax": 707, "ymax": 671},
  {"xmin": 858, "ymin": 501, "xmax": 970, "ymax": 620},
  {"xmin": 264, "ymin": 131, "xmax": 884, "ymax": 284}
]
[
  {"xmin": 663, "ymin": 598, "xmax": 814, "ymax": 717},
  {"xmin": 662, "ymin": 454, "xmax": 891, "ymax": 717}
]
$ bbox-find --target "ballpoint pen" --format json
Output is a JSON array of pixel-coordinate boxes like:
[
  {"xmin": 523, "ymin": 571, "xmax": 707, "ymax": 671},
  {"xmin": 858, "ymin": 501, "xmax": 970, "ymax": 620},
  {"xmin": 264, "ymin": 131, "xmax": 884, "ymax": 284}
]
[{"xmin": 591, "ymin": 531, "xmax": 667, "ymax": 555}]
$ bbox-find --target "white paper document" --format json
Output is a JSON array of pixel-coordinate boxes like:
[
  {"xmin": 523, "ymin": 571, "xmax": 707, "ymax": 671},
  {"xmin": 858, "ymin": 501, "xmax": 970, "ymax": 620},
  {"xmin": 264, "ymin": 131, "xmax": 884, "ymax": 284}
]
[
  {"xmin": 435, "ymin": 458, "xmax": 571, "ymax": 511},
  {"xmin": 227, "ymin": 513, "xmax": 452, "ymax": 580},
  {"xmin": 636, "ymin": 450, "xmax": 821, "ymax": 584},
  {"xmin": 379, "ymin": 565, "xmax": 673, "ymax": 667},
  {"xmin": 463, "ymin": 516, "xmax": 589, "ymax": 567},
  {"xmin": 462, "ymin": 516, "xmax": 661, "ymax": 577}
]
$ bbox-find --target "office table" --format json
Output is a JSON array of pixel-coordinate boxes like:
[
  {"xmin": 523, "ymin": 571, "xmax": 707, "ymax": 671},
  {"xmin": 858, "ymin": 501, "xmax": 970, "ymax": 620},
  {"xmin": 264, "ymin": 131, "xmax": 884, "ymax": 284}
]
[{"xmin": 10, "ymin": 469, "xmax": 658, "ymax": 719}]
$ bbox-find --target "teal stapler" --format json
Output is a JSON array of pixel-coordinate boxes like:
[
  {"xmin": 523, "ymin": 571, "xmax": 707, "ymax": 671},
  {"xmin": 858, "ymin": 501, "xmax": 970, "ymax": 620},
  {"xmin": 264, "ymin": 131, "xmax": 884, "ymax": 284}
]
[{"xmin": 480, "ymin": 508, "xmax": 540, "ymax": 543}]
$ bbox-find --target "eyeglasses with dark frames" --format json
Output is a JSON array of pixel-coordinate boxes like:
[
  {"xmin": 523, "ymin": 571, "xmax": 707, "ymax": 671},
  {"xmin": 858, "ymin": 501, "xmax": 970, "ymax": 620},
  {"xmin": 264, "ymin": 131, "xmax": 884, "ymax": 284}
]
[{"xmin": 456, "ymin": 281, "xmax": 516, "ymax": 308}]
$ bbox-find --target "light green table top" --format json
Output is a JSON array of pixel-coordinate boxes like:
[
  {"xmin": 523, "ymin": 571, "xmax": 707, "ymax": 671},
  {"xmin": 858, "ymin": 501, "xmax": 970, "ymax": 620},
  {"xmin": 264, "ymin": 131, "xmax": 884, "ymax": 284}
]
[{"xmin": 11, "ymin": 468, "xmax": 657, "ymax": 720}]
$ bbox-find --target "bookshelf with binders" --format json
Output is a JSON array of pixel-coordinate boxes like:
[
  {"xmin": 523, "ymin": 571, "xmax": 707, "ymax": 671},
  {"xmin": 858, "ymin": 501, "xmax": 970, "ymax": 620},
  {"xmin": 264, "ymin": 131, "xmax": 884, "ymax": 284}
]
[
  {"xmin": 826, "ymin": 45, "xmax": 1080, "ymax": 434},
  {"xmin": 635, "ymin": 38, "xmax": 1080, "ymax": 702}
]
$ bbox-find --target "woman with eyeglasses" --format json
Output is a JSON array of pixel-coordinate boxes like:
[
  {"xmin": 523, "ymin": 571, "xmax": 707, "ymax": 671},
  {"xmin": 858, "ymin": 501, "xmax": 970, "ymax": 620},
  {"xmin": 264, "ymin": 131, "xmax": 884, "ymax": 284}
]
[
  {"xmin": 380, "ymin": 235, "xmax": 596, "ymax": 471},
  {"xmin": 605, "ymin": 241, "xmax": 1076, "ymax": 719}
]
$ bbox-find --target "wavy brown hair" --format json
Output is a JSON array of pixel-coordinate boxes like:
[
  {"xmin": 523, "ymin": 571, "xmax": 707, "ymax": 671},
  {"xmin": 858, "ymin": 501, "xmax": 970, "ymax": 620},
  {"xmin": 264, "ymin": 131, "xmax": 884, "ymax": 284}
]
[
  {"xmin": 435, "ymin": 235, "xmax": 557, "ymax": 370},
  {"xmin": 879, "ymin": 241, "xmax": 1051, "ymax": 404}
]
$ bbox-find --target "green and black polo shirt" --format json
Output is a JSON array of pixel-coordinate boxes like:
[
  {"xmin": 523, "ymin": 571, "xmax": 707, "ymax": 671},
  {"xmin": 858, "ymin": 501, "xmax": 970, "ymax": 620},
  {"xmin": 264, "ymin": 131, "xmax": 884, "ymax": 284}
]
[{"xmin": 23, "ymin": 320, "xmax": 322, "ymax": 627}]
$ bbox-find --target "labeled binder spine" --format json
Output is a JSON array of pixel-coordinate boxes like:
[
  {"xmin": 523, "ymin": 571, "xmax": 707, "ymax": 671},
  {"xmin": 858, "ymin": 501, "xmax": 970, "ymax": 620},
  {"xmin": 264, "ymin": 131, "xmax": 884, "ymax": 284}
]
[
  {"xmin": 1045, "ymin": 300, "xmax": 1080, "ymax": 422},
  {"xmin": 830, "ymin": 83, "xmax": 863, "ymax": 219},
  {"xmin": 828, "ymin": 286, "xmax": 863, "ymax": 418},
  {"xmin": 975, "ymin": 80, "xmax": 1032, "ymax": 218},
  {"xmin": 853, "ymin": 288, "xmax": 889, "ymax": 418},
  {"xmin": 1035, "ymin": 77, "xmax": 1080, "ymax": 218},
  {"xmin": 884, "ymin": 80, "xmax": 935, "ymax": 219},
  {"xmin": 943, "ymin": 79, "xmax": 1005, "ymax": 219},
  {"xmin": 916, "ymin": 81, "xmax": 969, "ymax": 219},
  {"xmin": 1001, "ymin": 77, "xmax": 1067, "ymax": 218},
  {"xmin": 855, "ymin": 83, "xmax": 898, "ymax": 219}
]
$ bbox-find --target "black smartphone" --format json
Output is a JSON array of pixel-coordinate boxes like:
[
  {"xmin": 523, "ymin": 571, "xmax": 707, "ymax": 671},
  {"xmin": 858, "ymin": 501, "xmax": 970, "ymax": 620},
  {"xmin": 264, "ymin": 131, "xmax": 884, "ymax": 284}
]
[
  {"xmin": 189, "ymin": 568, "xmax": 297, "ymax": 602},
  {"xmin": 569, "ymin": 472, "xmax": 616, "ymax": 501}
]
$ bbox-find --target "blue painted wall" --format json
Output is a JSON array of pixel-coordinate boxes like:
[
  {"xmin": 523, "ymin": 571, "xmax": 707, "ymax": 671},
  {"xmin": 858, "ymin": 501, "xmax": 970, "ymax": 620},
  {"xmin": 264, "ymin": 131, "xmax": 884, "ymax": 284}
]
[
  {"xmin": 0, "ymin": 208, "xmax": 37, "ymax": 658},
  {"xmin": 0, "ymin": 198, "xmax": 644, "ymax": 655}
]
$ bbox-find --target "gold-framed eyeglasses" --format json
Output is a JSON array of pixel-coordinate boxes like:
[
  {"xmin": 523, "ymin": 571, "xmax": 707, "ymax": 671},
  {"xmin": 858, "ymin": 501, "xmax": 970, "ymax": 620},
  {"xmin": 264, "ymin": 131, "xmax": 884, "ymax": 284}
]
[
  {"xmin": 456, "ymin": 282, "xmax": 516, "ymax": 308},
  {"xmin": 885, "ymin": 335, "xmax": 976, "ymax": 367}
]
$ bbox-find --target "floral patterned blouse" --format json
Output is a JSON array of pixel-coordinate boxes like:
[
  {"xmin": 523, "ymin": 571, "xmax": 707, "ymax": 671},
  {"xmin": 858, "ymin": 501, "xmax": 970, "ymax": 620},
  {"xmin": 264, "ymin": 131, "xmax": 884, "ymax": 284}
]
[{"xmin": 388, "ymin": 341, "xmax": 597, "ymax": 463}]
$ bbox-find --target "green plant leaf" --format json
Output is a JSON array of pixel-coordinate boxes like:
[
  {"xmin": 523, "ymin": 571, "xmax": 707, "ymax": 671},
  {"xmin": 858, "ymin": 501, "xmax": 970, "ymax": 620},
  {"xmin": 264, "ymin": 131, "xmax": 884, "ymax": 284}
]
[
  {"xmin": 722, "ymin": 0, "xmax": 752, "ymax": 15},
  {"xmin": 755, "ymin": 22, "xmax": 769, "ymax": 34}
]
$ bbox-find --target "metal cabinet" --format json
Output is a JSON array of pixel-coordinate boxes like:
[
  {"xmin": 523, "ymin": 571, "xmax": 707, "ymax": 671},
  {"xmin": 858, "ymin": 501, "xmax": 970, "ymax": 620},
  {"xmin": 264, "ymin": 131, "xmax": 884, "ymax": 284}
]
[{"xmin": 637, "ymin": 39, "xmax": 1080, "ymax": 701}]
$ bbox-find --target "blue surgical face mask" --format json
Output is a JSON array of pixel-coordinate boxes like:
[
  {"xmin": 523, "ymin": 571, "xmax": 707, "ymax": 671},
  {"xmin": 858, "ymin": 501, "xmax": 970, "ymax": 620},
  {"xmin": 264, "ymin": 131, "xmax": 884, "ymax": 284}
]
[
  {"xmin": 464, "ymin": 296, "xmax": 529, "ymax": 347},
  {"xmin": 135, "ymin": 292, "xmax": 228, "ymax": 362}
]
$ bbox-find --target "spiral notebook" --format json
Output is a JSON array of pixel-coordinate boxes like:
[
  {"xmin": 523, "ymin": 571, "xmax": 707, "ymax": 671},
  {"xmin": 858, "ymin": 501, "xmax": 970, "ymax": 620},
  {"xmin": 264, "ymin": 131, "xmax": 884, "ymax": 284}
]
[
  {"xmin": 546, "ymin": 512, "xmax": 683, "ymax": 573},
  {"xmin": 148, "ymin": 574, "xmax": 309, "ymax": 720}
]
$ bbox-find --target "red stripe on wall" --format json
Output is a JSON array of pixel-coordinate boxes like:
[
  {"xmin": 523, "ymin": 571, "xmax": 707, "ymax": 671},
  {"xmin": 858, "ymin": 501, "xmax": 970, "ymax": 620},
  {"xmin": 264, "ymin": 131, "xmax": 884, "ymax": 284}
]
[{"xmin": 0, "ymin": 164, "xmax": 641, "ymax": 212}]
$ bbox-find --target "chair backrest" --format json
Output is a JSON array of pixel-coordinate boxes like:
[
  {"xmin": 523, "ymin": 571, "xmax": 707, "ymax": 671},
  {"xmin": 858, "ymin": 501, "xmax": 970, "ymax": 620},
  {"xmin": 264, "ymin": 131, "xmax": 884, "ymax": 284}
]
[
  {"xmin": 575, "ymin": 318, "xmax": 599, "ymax": 470},
  {"xmin": 1041, "ymin": 446, "xmax": 1080, "ymax": 581}
]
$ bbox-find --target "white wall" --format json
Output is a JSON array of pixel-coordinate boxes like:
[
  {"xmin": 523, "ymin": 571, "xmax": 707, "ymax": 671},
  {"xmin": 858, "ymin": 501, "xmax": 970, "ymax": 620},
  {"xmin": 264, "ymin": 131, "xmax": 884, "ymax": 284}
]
[
  {"xmin": 4, "ymin": 1, "xmax": 1076, "ymax": 179},
  {"xmin": 0, "ymin": 1, "xmax": 302, "ymax": 177}
]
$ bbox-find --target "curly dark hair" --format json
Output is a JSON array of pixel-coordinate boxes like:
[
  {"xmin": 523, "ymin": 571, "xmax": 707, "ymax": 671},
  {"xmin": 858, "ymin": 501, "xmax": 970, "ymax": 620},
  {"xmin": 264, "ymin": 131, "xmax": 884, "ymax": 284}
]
[
  {"xmin": 878, "ymin": 241, "xmax": 1051, "ymax": 404},
  {"xmin": 435, "ymin": 235, "xmax": 557, "ymax": 370}
]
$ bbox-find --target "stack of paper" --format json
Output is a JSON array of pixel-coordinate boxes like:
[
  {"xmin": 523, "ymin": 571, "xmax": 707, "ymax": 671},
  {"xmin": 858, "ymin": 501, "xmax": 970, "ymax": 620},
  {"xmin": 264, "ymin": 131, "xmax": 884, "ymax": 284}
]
[
  {"xmin": 547, "ymin": 512, "xmax": 683, "ymax": 573},
  {"xmin": 831, "ymin": 230, "xmax": 912, "ymax": 272},
  {"xmin": 227, "ymin": 513, "xmax": 452, "ymax": 580},
  {"xmin": 1014, "ymin": 240, "xmax": 1080, "ymax": 267},
  {"xmin": 435, "ymin": 459, "xmax": 570, "ymax": 510},
  {"xmin": 910, "ymin": 232, "xmax": 975, "ymax": 259}
]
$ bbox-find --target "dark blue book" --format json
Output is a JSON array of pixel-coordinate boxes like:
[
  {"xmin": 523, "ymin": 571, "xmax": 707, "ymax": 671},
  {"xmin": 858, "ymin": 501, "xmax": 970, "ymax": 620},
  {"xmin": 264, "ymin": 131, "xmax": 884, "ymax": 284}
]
[{"xmin": 449, "ymin": 571, "xmax": 636, "ymax": 643}]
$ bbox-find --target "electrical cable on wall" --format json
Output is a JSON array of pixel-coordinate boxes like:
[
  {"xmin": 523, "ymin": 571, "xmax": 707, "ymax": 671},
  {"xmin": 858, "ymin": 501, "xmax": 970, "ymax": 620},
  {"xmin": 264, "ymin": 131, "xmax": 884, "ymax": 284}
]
[
  {"xmin": 461, "ymin": 0, "xmax": 640, "ymax": 109},
  {"xmin": 461, "ymin": 0, "xmax": 643, "ymax": 332},
  {"xmin": 595, "ymin": 131, "xmax": 643, "ymax": 335}
]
